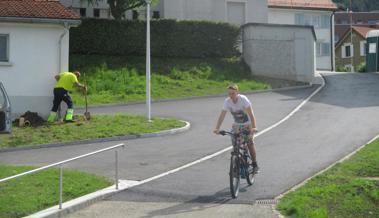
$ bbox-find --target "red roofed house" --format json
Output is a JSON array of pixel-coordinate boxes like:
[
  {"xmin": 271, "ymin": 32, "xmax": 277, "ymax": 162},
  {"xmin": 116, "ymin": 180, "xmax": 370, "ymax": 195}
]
[
  {"xmin": 268, "ymin": 0, "xmax": 338, "ymax": 71},
  {"xmin": 335, "ymin": 26, "xmax": 377, "ymax": 72},
  {"xmin": 0, "ymin": 0, "xmax": 80, "ymax": 118}
]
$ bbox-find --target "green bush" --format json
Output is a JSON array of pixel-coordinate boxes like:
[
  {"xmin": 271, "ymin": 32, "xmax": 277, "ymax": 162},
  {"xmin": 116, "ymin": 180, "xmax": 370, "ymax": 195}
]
[
  {"xmin": 70, "ymin": 19, "xmax": 240, "ymax": 58},
  {"xmin": 357, "ymin": 62, "xmax": 367, "ymax": 73}
]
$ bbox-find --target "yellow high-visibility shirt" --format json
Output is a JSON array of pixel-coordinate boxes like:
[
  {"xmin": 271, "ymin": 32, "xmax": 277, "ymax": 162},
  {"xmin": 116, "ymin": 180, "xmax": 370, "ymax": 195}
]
[{"xmin": 55, "ymin": 72, "xmax": 78, "ymax": 91}]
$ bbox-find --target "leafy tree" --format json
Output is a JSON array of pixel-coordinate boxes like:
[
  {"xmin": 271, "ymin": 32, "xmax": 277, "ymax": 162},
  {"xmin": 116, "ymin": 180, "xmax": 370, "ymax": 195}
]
[
  {"xmin": 86, "ymin": 0, "xmax": 158, "ymax": 20},
  {"xmin": 333, "ymin": 0, "xmax": 379, "ymax": 12}
]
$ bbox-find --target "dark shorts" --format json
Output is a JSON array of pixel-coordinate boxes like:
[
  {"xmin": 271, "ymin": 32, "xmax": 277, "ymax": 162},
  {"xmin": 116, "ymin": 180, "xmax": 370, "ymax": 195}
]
[{"xmin": 231, "ymin": 124, "xmax": 255, "ymax": 145}]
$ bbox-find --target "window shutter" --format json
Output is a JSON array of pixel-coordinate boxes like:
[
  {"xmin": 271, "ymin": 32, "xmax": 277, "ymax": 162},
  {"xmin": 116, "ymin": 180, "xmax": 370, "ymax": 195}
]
[{"xmin": 342, "ymin": 45, "xmax": 346, "ymax": 58}]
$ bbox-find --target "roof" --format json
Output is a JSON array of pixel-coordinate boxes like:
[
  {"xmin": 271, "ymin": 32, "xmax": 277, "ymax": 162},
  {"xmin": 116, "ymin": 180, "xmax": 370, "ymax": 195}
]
[
  {"xmin": 268, "ymin": 0, "xmax": 338, "ymax": 11},
  {"xmin": 0, "ymin": 0, "xmax": 80, "ymax": 20},
  {"xmin": 336, "ymin": 26, "xmax": 377, "ymax": 47},
  {"xmin": 353, "ymin": 26, "xmax": 375, "ymax": 38}
]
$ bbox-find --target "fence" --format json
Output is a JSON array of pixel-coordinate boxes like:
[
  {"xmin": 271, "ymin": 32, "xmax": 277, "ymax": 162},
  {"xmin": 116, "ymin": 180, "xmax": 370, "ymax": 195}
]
[{"xmin": 0, "ymin": 143, "xmax": 125, "ymax": 209}]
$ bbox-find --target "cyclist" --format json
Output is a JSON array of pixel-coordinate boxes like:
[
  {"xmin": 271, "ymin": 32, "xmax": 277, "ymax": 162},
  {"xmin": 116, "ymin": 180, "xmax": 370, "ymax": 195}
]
[{"xmin": 213, "ymin": 84, "xmax": 259, "ymax": 173}]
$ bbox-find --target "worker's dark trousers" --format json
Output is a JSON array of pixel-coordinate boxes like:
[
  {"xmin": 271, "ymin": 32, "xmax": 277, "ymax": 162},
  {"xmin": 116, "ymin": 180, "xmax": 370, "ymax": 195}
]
[{"xmin": 51, "ymin": 88, "xmax": 73, "ymax": 112}]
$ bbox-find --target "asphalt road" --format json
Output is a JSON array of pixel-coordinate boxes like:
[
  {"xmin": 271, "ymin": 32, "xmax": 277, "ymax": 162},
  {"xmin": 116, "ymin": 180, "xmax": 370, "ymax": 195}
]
[{"xmin": 2, "ymin": 72, "xmax": 379, "ymax": 218}]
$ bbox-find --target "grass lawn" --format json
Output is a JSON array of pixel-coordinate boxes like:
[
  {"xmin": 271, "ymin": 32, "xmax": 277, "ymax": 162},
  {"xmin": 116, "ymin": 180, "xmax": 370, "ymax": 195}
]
[
  {"xmin": 277, "ymin": 139, "xmax": 379, "ymax": 218},
  {"xmin": 0, "ymin": 165, "xmax": 111, "ymax": 218},
  {"xmin": 69, "ymin": 55, "xmax": 270, "ymax": 106},
  {"xmin": 0, "ymin": 115, "xmax": 185, "ymax": 149}
]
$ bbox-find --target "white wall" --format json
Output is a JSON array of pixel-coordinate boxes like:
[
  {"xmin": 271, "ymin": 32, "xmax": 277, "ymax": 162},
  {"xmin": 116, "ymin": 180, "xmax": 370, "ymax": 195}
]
[
  {"xmin": 243, "ymin": 23, "xmax": 316, "ymax": 83},
  {"xmin": 162, "ymin": 0, "xmax": 268, "ymax": 24},
  {"xmin": 60, "ymin": 0, "xmax": 111, "ymax": 18},
  {"xmin": 269, "ymin": 8, "xmax": 332, "ymax": 70},
  {"xmin": 0, "ymin": 22, "xmax": 69, "ymax": 118}
]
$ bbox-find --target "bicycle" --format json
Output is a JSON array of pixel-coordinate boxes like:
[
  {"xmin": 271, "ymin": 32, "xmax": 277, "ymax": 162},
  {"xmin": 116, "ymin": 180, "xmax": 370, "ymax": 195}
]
[{"xmin": 219, "ymin": 129, "xmax": 256, "ymax": 198}]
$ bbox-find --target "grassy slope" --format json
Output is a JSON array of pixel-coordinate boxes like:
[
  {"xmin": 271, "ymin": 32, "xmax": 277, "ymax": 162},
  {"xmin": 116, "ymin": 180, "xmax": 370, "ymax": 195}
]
[
  {"xmin": 0, "ymin": 115, "xmax": 184, "ymax": 149},
  {"xmin": 70, "ymin": 55, "xmax": 270, "ymax": 106},
  {"xmin": 277, "ymin": 139, "xmax": 379, "ymax": 218},
  {"xmin": 0, "ymin": 165, "xmax": 110, "ymax": 218}
]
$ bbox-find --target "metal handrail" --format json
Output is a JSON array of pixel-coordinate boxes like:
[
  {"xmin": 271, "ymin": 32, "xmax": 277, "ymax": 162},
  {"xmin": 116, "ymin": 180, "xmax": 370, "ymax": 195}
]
[{"xmin": 0, "ymin": 143, "xmax": 125, "ymax": 209}]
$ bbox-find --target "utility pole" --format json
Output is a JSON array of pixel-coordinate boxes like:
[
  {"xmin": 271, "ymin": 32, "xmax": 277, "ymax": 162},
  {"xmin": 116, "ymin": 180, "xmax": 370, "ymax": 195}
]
[
  {"xmin": 145, "ymin": 0, "xmax": 151, "ymax": 121},
  {"xmin": 349, "ymin": 0, "xmax": 354, "ymax": 72}
]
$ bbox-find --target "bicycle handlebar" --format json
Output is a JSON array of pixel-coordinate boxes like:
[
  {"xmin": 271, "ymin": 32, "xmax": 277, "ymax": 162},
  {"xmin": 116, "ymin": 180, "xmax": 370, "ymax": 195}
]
[{"xmin": 218, "ymin": 129, "xmax": 258, "ymax": 136}]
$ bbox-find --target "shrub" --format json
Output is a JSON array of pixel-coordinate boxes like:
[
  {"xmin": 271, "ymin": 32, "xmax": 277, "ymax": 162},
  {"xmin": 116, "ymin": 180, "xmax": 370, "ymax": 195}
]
[
  {"xmin": 70, "ymin": 19, "xmax": 240, "ymax": 58},
  {"xmin": 357, "ymin": 62, "xmax": 367, "ymax": 73}
]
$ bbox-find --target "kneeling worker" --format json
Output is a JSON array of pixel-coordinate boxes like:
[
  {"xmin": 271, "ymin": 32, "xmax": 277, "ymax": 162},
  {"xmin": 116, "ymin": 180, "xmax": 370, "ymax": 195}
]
[{"xmin": 47, "ymin": 71, "xmax": 87, "ymax": 123}]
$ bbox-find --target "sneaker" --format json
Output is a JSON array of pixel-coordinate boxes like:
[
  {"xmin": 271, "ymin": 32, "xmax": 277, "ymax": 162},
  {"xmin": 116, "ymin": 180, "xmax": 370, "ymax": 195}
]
[{"xmin": 252, "ymin": 165, "xmax": 260, "ymax": 174}]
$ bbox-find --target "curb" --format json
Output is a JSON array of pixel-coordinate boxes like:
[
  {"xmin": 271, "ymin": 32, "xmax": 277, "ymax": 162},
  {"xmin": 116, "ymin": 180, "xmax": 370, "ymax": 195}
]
[
  {"xmin": 25, "ymin": 180, "xmax": 140, "ymax": 218},
  {"xmin": 76, "ymin": 84, "xmax": 315, "ymax": 110},
  {"xmin": 0, "ymin": 120, "xmax": 190, "ymax": 153}
]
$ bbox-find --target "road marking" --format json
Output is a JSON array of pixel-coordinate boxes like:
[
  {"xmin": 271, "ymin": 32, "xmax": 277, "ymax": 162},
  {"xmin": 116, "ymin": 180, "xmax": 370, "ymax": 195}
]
[{"xmin": 137, "ymin": 75, "xmax": 326, "ymax": 186}]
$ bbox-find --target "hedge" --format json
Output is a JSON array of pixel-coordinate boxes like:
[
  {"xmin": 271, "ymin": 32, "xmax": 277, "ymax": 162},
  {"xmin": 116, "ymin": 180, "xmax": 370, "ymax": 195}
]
[{"xmin": 69, "ymin": 19, "xmax": 240, "ymax": 58}]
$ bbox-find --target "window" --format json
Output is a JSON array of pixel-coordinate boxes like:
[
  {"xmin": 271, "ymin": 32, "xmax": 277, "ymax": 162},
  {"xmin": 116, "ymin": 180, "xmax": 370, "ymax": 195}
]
[
  {"xmin": 321, "ymin": 15, "xmax": 330, "ymax": 28},
  {"xmin": 342, "ymin": 43, "xmax": 353, "ymax": 58},
  {"xmin": 368, "ymin": 20, "xmax": 379, "ymax": 25},
  {"xmin": 80, "ymin": 8, "xmax": 86, "ymax": 17},
  {"xmin": 360, "ymin": 41, "xmax": 367, "ymax": 56},
  {"xmin": 152, "ymin": 11, "xmax": 160, "ymax": 19},
  {"xmin": 132, "ymin": 10, "xmax": 139, "ymax": 20},
  {"xmin": 93, "ymin": 9, "xmax": 100, "ymax": 18},
  {"xmin": 0, "ymin": 35, "xmax": 9, "ymax": 62},
  {"xmin": 316, "ymin": 42, "xmax": 331, "ymax": 57},
  {"xmin": 295, "ymin": 14, "xmax": 329, "ymax": 29}
]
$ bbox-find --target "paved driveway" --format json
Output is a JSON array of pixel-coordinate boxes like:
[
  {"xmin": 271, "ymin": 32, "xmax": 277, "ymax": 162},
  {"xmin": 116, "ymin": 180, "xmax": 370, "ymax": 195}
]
[{"xmin": 2, "ymin": 72, "xmax": 379, "ymax": 218}]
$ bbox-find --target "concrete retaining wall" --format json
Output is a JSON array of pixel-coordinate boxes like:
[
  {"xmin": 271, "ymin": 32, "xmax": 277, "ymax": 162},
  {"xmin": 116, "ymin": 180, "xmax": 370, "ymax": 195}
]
[{"xmin": 242, "ymin": 23, "xmax": 316, "ymax": 83}]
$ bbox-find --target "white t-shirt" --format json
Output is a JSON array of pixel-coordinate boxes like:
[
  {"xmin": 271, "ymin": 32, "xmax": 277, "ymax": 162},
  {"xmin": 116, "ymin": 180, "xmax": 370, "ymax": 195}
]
[{"xmin": 222, "ymin": 94, "xmax": 252, "ymax": 125}]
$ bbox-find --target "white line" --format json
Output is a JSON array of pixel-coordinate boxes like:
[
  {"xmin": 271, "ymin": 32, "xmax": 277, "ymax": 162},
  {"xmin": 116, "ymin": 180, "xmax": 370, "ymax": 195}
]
[{"xmin": 138, "ymin": 74, "xmax": 326, "ymax": 185}]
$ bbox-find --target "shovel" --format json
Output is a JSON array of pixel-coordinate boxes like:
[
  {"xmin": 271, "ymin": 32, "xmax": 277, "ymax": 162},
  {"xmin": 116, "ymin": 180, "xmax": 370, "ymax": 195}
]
[{"xmin": 83, "ymin": 74, "xmax": 91, "ymax": 120}]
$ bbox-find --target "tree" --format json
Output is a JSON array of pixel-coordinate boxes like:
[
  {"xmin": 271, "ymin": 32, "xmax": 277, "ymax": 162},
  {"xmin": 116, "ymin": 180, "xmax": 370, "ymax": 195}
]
[
  {"xmin": 86, "ymin": 0, "xmax": 158, "ymax": 20},
  {"xmin": 333, "ymin": 0, "xmax": 379, "ymax": 12},
  {"xmin": 107, "ymin": 0, "xmax": 144, "ymax": 20}
]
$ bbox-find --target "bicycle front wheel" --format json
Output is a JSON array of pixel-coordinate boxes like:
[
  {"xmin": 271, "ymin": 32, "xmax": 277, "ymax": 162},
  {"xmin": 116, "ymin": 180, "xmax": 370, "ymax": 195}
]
[
  {"xmin": 245, "ymin": 155, "xmax": 255, "ymax": 186},
  {"xmin": 229, "ymin": 154, "xmax": 240, "ymax": 198}
]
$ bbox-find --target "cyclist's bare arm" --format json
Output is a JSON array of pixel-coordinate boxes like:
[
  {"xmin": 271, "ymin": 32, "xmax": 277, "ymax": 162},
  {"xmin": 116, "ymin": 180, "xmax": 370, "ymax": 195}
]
[
  {"xmin": 214, "ymin": 110, "xmax": 227, "ymax": 134},
  {"xmin": 245, "ymin": 106, "xmax": 258, "ymax": 133}
]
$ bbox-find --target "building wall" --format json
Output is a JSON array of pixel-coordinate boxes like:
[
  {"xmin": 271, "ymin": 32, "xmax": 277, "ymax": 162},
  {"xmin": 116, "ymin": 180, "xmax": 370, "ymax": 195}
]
[
  {"xmin": 242, "ymin": 23, "xmax": 315, "ymax": 83},
  {"xmin": 268, "ymin": 8, "xmax": 332, "ymax": 70},
  {"xmin": 0, "ymin": 22, "xmax": 70, "ymax": 118},
  {"xmin": 335, "ymin": 32, "xmax": 366, "ymax": 71},
  {"xmin": 60, "ymin": 0, "xmax": 164, "ymax": 19},
  {"xmin": 162, "ymin": 0, "xmax": 268, "ymax": 24}
]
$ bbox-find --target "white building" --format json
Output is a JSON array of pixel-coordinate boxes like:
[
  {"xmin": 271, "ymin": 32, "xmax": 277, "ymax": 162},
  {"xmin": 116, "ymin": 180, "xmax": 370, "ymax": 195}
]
[
  {"xmin": 160, "ymin": 0, "xmax": 268, "ymax": 25},
  {"xmin": 267, "ymin": 0, "xmax": 337, "ymax": 70},
  {"xmin": 0, "ymin": 0, "xmax": 80, "ymax": 118},
  {"xmin": 61, "ymin": 0, "xmax": 268, "ymax": 25}
]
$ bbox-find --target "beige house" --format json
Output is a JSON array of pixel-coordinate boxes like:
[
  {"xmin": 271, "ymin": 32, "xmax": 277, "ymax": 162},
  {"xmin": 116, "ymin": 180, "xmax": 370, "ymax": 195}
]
[{"xmin": 335, "ymin": 26, "xmax": 375, "ymax": 72}]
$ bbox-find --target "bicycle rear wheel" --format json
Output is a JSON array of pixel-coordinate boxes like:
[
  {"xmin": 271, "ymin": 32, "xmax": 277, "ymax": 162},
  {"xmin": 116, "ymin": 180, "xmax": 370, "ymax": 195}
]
[{"xmin": 229, "ymin": 154, "xmax": 240, "ymax": 198}]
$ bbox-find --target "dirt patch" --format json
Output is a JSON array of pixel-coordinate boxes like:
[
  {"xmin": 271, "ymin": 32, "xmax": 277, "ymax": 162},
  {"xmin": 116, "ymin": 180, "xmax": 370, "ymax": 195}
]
[{"xmin": 15, "ymin": 111, "xmax": 46, "ymax": 127}]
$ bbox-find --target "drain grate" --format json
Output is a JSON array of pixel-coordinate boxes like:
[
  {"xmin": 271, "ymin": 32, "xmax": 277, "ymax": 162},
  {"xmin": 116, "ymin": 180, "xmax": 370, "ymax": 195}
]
[{"xmin": 255, "ymin": 199, "xmax": 279, "ymax": 205}]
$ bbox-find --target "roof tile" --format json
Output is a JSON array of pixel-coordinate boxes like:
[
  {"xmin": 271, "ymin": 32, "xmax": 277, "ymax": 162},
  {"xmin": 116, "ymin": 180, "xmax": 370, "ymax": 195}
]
[
  {"xmin": 0, "ymin": 0, "xmax": 80, "ymax": 19},
  {"xmin": 268, "ymin": 0, "xmax": 337, "ymax": 10}
]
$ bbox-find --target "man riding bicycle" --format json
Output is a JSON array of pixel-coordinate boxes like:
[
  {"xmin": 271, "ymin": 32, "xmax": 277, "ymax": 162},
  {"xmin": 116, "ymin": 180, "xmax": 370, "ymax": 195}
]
[{"xmin": 213, "ymin": 84, "xmax": 259, "ymax": 173}]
